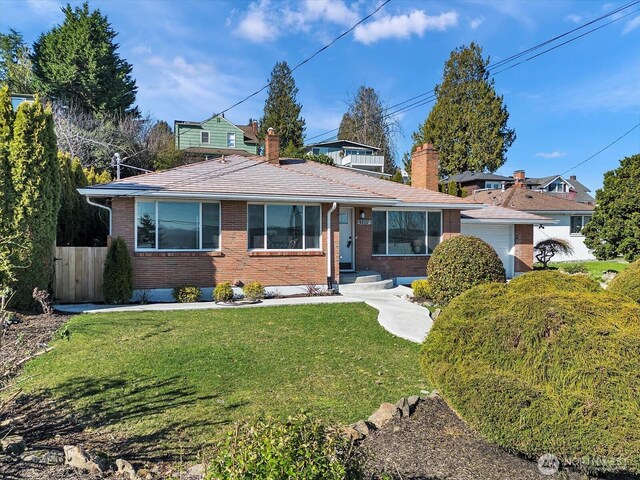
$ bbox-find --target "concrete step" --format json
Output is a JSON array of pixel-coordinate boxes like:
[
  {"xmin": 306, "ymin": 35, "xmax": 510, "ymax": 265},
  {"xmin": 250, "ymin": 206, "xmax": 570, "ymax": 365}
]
[
  {"xmin": 340, "ymin": 271, "xmax": 382, "ymax": 284},
  {"xmin": 339, "ymin": 279, "xmax": 395, "ymax": 293}
]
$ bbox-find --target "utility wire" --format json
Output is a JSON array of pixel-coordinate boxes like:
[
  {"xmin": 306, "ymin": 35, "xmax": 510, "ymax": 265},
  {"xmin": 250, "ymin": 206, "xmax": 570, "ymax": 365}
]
[
  {"xmin": 560, "ymin": 123, "xmax": 640, "ymax": 175},
  {"xmin": 305, "ymin": 0, "xmax": 640, "ymax": 144},
  {"xmin": 216, "ymin": 0, "xmax": 391, "ymax": 117}
]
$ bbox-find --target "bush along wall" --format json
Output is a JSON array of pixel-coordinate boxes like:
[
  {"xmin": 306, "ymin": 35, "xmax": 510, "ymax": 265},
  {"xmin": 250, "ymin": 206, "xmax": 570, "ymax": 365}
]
[
  {"xmin": 421, "ymin": 271, "xmax": 640, "ymax": 475},
  {"xmin": 102, "ymin": 237, "xmax": 133, "ymax": 304}
]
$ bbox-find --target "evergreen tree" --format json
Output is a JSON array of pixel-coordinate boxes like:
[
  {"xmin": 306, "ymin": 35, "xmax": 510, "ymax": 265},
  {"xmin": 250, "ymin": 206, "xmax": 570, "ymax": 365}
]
[
  {"xmin": 0, "ymin": 29, "xmax": 35, "ymax": 93},
  {"xmin": 32, "ymin": 2, "xmax": 137, "ymax": 115},
  {"xmin": 9, "ymin": 98, "xmax": 61, "ymax": 309},
  {"xmin": 583, "ymin": 153, "xmax": 640, "ymax": 261},
  {"xmin": 412, "ymin": 42, "xmax": 515, "ymax": 177},
  {"xmin": 259, "ymin": 62, "xmax": 305, "ymax": 152},
  {"xmin": 102, "ymin": 236, "xmax": 133, "ymax": 304},
  {"xmin": 338, "ymin": 86, "xmax": 397, "ymax": 173},
  {"xmin": 0, "ymin": 86, "xmax": 15, "ymax": 235}
]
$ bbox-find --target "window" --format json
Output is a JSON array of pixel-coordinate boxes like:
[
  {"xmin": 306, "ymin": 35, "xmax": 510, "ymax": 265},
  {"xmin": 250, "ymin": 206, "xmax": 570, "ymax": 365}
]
[
  {"xmin": 136, "ymin": 201, "xmax": 220, "ymax": 250},
  {"xmin": 201, "ymin": 131, "xmax": 210, "ymax": 144},
  {"xmin": 248, "ymin": 204, "xmax": 321, "ymax": 250},
  {"xmin": 570, "ymin": 215, "xmax": 592, "ymax": 235},
  {"xmin": 485, "ymin": 181, "xmax": 501, "ymax": 189},
  {"xmin": 548, "ymin": 181, "xmax": 566, "ymax": 192},
  {"xmin": 227, "ymin": 132, "xmax": 236, "ymax": 148},
  {"xmin": 372, "ymin": 210, "xmax": 442, "ymax": 255}
]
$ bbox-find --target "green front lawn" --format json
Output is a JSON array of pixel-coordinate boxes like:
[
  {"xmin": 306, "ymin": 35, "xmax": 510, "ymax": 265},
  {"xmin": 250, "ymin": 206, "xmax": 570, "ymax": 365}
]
[
  {"xmin": 19, "ymin": 303, "xmax": 424, "ymax": 456},
  {"xmin": 538, "ymin": 260, "xmax": 629, "ymax": 282}
]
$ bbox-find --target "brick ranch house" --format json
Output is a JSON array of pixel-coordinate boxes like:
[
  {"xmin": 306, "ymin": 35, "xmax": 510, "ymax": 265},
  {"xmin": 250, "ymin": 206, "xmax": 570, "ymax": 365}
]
[{"xmin": 79, "ymin": 130, "xmax": 554, "ymax": 301}]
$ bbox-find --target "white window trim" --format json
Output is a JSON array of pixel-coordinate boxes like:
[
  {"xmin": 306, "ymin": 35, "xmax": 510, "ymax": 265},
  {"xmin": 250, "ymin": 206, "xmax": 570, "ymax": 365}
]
[
  {"xmin": 227, "ymin": 132, "xmax": 236, "ymax": 148},
  {"xmin": 569, "ymin": 214, "xmax": 592, "ymax": 237},
  {"xmin": 485, "ymin": 181, "xmax": 501, "ymax": 189},
  {"xmin": 247, "ymin": 202, "xmax": 323, "ymax": 252},
  {"xmin": 134, "ymin": 199, "xmax": 221, "ymax": 252},
  {"xmin": 371, "ymin": 208, "xmax": 443, "ymax": 257},
  {"xmin": 201, "ymin": 131, "xmax": 210, "ymax": 144}
]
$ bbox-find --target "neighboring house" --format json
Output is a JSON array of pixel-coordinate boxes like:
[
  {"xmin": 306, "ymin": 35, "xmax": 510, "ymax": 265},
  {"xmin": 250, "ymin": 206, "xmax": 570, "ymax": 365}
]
[
  {"xmin": 304, "ymin": 139, "xmax": 388, "ymax": 174},
  {"xmin": 79, "ymin": 135, "xmax": 552, "ymax": 301},
  {"xmin": 10, "ymin": 93, "xmax": 35, "ymax": 110},
  {"xmin": 446, "ymin": 170, "xmax": 595, "ymax": 204},
  {"xmin": 468, "ymin": 185, "xmax": 596, "ymax": 261},
  {"xmin": 174, "ymin": 114, "xmax": 259, "ymax": 158}
]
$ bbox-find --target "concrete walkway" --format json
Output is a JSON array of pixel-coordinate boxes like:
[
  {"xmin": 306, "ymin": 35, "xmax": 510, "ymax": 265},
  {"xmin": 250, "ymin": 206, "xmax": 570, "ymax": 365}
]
[{"xmin": 55, "ymin": 287, "xmax": 432, "ymax": 344}]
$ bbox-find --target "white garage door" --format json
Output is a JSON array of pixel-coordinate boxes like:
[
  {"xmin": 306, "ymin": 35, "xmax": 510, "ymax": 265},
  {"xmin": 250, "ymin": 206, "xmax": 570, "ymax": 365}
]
[{"xmin": 460, "ymin": 224, "xmax": 514, "ymax": 278}]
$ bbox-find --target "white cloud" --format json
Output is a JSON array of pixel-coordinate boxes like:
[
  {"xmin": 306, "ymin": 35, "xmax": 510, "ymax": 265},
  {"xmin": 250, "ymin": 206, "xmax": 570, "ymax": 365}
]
[
  {"xmin": 469, "ymin": 16, "xmax": 484, "ymax": 30},
  {"xmin": 300, "ymin": 0, "xmax": 359, "ymax": 27},
  {"xmin": 535, "ymin": 151, "xmax": 567, "ymax": 159},
  {"xmin": 565, "ymin": 14, "xmax": 583, "ymax": 24},
  {"xmin": 25, "ymin": 0, "xmax": 62, "ymax": 22},
  {"xmin": 353, "ymin": 10, "xmax": 458, "ymax": 45},
  {"xmin": 234, "ymin": 0, "xmax": 279, "ymax": 43},
  {"xmin": 622, "ymin": 15, "xmax": 640, "ymax": 34}
]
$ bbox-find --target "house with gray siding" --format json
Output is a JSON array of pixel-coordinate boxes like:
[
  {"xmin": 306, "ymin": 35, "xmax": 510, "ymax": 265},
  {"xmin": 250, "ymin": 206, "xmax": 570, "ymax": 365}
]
[{"xmin": 175, "ymin": 114, "xmax": 259, "ymax": 158}]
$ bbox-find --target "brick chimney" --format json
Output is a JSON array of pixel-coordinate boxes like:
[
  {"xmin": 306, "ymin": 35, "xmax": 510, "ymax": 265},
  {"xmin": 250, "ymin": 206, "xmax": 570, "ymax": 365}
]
[
  {"xmin": 265, "ymin": 127, "xmax": 280, "ymax": 164},
  {"xmin": 569, "ymin": 175, "xmax": 576, "ymax": 181},
  {"xmin": 513, "ymin": 170, "xmax": 526, "ymax": 188},
  {"xmin": 251, "ymin": 119, "xmax": 258, "ymax": 135},
  {"xmin": 411, "ymin": 143, "xmax": 439, "ymax": 191}
]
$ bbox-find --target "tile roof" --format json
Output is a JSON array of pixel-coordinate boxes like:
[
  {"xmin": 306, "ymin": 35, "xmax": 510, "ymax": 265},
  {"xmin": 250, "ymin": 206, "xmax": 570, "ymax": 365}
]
[
  {"xmin": 82, "ymin": 155, "xmax": 478, "ymax": 207},
  {"xmin": 467, "ymin": 187, "xmax": 595, "ymax": 212}
]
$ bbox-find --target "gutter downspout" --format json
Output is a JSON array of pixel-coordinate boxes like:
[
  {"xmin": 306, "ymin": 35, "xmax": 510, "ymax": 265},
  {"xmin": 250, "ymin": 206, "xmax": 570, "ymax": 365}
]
[
  {"xmin": 86, "ymin": 197, "xmax": 112, "ymax": 236},
  {"xmin": 326, "ymin": 202, "xmax": 338, "ymax": 292}
]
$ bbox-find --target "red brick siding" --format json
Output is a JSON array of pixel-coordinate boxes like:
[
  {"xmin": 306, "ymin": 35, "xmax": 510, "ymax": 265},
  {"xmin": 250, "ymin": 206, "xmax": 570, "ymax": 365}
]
[
  {"xmin": 111, "ymin": 198, "xmax": 339, "ymax": 289},
  {"xmin": 514, "ymin": 224, "xmax": 534, "ymax": 273},
  {"xmin": 352, "ymin": 207, "xmax": 461, "ymax": 279}
]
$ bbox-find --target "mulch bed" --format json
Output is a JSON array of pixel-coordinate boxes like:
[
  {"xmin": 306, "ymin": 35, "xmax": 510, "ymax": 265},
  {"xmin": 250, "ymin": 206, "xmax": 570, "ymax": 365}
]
[{"xmin": 361, "ymin": 396, "xmax": 591, "ymax": 480}]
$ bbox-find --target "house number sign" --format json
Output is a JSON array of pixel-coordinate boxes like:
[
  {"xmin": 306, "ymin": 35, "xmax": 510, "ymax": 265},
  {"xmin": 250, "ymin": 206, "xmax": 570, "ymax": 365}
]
[{"xmin": 356, "ymin": 219, "xmax": 372, "ymax": 225}]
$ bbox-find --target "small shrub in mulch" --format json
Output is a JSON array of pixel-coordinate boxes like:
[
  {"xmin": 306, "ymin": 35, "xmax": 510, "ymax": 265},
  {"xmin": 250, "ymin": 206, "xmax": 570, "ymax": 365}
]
[
  {"xmin": 421, "ymin": 270, "xmax": 640, "ymax": 476},
  {"xmin": 171, "ymin": 285, "xmax": 202, "ymax": 303},
  {"xmin": 427, "ymin": 235, "xmax": 506, "ymax": 305},
  {"xmin": 242, "ymin": 282, "xmax": 265, "ymax": 301},
  {"xmin": 213, "ymin": 282, "xmax": 234, "ymax": 303},
  {"xmin": 411, "ymin": 279, "xmax": 432, "ymax": 302},
  {"xmin": 608, "ymin": 259, "xmax": 640, "ymax": 303}
]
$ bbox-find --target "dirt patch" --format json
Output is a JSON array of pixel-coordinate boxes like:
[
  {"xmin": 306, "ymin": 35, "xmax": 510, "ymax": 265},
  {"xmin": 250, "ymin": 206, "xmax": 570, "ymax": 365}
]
[{"xmin": 360, "ymin": 396, "xmax": 587, "ymax": 480}]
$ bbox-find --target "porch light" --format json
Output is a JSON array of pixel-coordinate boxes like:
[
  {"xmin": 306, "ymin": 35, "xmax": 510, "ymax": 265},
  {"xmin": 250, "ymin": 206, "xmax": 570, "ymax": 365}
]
[{"xmin": 359, "ymin": 210, "xmax": 365, "ymax": 220}]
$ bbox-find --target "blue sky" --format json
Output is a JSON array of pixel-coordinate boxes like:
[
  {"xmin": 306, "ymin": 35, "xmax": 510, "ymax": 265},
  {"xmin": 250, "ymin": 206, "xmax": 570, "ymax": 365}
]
[{"xmin": 3, "ymin": 0, "xmax": 639, "ymax": 191}]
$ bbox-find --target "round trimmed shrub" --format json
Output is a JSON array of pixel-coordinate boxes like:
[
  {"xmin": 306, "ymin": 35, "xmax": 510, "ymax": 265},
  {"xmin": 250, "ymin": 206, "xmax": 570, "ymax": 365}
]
[
  {"xmin": 421, "ymin": 271, "xmax": 640, "ymax": 475},
  {"xmin": 206, "ymin": 413, "xmax": 362, "ymax": 479},
  {"xmin": 427, "ymin": 235, "xmax": 506, "ymax": 304},
  {"xmin": 608, "ymin": 260, "xmax": 640, "ymax": 303},
  {"xmin": 102, "ymin": 237, "xmax": 133, "ymax": 304},
  {"xmin": 214, "ymin": 281, "xmax": 234, "ymax": 303},
  {"xmin": 411, "ymin": 279, "xmax": 432, "ymax": 302},
  {"xmin": 243, "ymin": 281, "xmax": 265, "ymax": 301},
  {"xmin": 172, "ymin": 285, "xmax": 202, "ymax": 303}
]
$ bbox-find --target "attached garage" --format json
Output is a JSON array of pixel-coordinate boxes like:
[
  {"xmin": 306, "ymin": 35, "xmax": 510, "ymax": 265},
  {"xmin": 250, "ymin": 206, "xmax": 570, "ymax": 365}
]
[{"xmin": 461, "ymin": 223, "xmax": 514, "ymax": 278}]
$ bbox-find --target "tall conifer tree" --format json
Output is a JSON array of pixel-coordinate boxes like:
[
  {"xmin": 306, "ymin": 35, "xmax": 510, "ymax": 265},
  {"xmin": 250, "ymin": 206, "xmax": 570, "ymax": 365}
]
[
  {"xmin": 0, "ymin": 86, "xmax": 14, "ymax": 235},
  {"xmin": 412, "ymin": 42, "xmax": 515, "ymax": 177},
  {"xmin": 259, "ymin": 62, "xmax": 305, "ymax": 152}
]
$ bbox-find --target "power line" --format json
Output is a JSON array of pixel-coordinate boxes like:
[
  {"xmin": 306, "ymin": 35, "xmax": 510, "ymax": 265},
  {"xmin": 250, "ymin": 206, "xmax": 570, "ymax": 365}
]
[
  {"xmin": 560, "ymin": 123, "xmax": 640, "ymax": 175},
  {"xmin": 216, "ymin": 0, "xmax": 391, "ymax": 118},
  {"xmin": 306, "ymin": 0, "xmax": 640, "ymax": 145}
]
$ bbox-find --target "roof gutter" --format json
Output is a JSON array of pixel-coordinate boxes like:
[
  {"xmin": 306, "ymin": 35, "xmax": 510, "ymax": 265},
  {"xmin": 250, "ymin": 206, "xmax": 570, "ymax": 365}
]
[
  {"xmin": 460, "ymin": 218, "xmax": 558, "ymax": 225},
  {"xmin": 86, "ymin": 197, "xmax": 112, "ymax": 235}
]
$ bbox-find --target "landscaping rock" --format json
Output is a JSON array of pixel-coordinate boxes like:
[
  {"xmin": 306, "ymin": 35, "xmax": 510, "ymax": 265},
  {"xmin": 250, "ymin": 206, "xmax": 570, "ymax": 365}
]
[
  {"xmin": 395, "ymin": 397, "xmax": 411, "ymax": 418},
  {"xmin": 368, "ymin": 403, "xmax": 397, "ymax": 429},
  {"xmin": 116, "ymin": 458, "xmax": 139, "ymax": 479},
  {"xmin": 63, "ymin": 445, "xmax": 110, "ymax": 474},
  {"xmin": 137, "ymin": 467, "xmax": 153, "ymax": 479},
  {"xmin": 21, "ymin": 448, "xmax": 65, "ymax": 465},
  {"xmin": 602, "ymin": 270, "xmax": 618, "ymax": 283},
  {"xmin": 407, "ymin": 395, "xmax": 421, "ymax": 414},
  {"xmin": 342, "ymin": 425, "xmax": 365, "ymax": 442},
  {"xmin": 353, "ymin": 419, "xmax": 375, "ymax": 436},
  {"xmin": 1, "ymin": 435, "xmax": 26, "ymax": 455},
  {"xmin": 187, "ymin": 462, "xmax": 205, "ymax": 478},
  {"xmin": 432, "ymin": 308, "xmax": 441, "ymax": 320}
]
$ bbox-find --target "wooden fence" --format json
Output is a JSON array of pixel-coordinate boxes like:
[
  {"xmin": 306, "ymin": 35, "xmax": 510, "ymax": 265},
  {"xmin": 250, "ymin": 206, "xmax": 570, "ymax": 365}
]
[{"xmin": 54, "ymin": 246, "xmax": 107, "ymax": 303}]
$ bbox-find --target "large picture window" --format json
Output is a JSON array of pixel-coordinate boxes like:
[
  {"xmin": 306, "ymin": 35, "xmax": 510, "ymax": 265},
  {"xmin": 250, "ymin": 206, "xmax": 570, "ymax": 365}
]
[
  {"xmin": 136, "ymin": 201, "xmax": 220, "ymax": 251},
  {"xmin": 372, "ymin": 210, "xmax": 442, "ymax": 255},
  {"xmin": 248, "ymin": 204, "xmax": 321, "ymax": 250}
]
